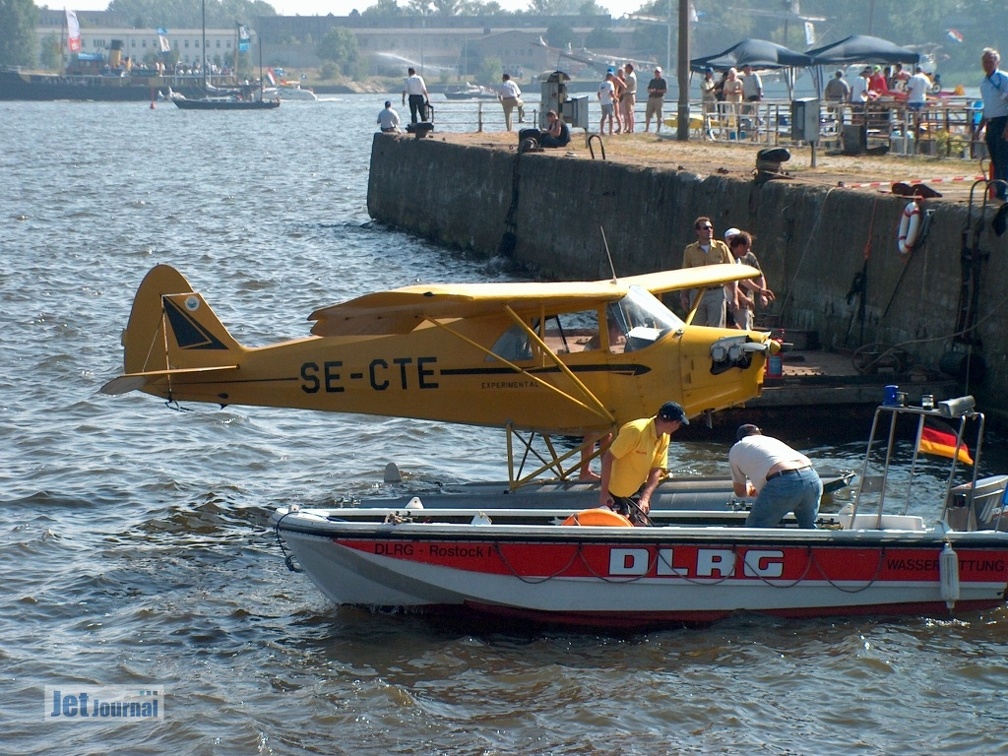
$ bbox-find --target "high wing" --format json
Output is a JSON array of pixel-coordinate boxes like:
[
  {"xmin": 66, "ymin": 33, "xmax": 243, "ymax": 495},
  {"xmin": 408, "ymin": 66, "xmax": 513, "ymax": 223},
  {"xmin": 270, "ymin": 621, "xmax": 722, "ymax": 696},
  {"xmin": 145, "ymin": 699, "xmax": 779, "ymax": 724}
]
[{"xmin": 309, "ymin": 264, "xmax": 759, "ymax": 337}]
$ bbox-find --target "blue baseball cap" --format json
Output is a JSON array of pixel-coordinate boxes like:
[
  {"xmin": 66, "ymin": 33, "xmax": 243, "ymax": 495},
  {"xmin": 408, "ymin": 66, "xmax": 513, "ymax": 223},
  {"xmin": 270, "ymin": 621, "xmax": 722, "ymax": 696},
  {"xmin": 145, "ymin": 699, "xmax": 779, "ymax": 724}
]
[
  {"xmin": 657, "ymin": 402, "xmax": 689, "ymax": 424},
  {"xmin": 607, "ymin": 67, "xmax": 615, "ymax": 74}
]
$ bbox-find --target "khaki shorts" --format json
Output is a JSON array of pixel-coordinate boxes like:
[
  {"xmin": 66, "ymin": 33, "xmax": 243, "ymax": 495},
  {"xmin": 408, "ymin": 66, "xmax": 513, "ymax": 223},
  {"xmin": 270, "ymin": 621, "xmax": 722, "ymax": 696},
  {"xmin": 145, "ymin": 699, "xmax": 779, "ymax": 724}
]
[{"xmin": 645, "ymin": 97, "xmax": 662, "ymax": 120}]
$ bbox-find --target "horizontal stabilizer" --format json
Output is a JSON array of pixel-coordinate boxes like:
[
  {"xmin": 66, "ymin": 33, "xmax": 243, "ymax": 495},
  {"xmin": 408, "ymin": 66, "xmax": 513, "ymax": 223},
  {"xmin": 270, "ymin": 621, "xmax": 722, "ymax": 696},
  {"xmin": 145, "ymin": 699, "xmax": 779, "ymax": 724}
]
[{"xmin": 100, "ymin": 364, "xmax": 239, "ymax": 395}]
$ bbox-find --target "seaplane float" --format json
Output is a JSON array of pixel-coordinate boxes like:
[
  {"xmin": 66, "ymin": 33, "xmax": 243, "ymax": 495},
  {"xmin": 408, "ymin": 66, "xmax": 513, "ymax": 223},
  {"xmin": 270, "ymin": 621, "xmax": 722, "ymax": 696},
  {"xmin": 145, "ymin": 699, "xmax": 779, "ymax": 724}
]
[{"xmin": 273, "ymin": 395, "xmax": 1008, "ymax": 627}]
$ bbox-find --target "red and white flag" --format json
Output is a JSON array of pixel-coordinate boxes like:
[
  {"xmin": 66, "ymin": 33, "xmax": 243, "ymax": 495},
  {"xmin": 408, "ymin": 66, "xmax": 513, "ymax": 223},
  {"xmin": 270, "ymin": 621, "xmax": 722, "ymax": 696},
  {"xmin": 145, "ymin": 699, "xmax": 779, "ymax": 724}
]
[{"xmin": 66, "ymin": 10, "xmax": 82, "ymax": 53}]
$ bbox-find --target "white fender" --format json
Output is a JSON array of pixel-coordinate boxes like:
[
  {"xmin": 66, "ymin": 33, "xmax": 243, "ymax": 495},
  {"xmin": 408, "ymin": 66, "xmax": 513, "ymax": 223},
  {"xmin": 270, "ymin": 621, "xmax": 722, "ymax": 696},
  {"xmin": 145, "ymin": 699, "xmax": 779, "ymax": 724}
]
[{"xmin": 897, "ymin": 200, "xmax": 921, "ymax": 256}]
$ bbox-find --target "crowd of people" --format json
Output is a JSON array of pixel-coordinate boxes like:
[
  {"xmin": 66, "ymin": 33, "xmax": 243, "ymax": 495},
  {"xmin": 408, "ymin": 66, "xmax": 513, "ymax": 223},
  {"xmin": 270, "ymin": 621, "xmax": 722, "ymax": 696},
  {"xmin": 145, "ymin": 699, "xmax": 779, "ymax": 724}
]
[
  {"xmin": 679, "ymin": 218, "xmax": 774, "ymax": 329},
  {"xmin": 378, "ymin": 48, "xmax": 1004, "ymax": 182},
  {"xmin": 824, "ymin": 62, "xmax": 937, "ymax": 107},
  {"xmin": 597, "ymin": 62, "xmax": 667, "ymax": 134}
]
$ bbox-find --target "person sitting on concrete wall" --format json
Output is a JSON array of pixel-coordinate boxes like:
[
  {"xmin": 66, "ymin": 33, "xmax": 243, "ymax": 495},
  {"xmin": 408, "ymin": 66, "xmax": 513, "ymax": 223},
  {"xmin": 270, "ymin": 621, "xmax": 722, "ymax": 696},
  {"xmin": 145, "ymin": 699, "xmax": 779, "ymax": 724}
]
[{"xmin": 518, "ymin": 111, "xmax": 571, "ymax": 149}]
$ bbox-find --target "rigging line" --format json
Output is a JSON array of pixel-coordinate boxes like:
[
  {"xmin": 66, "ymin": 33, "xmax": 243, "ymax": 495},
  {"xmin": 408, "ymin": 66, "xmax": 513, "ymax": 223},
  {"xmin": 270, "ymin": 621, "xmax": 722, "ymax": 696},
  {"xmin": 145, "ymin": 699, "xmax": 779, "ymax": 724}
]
[
  {"xmin": 273, "ymin": 512, "xmax": 304, "ymax": 573},
  {"xmin": 871, "ymin": 288, "xmax": 1008, "ymax": 353},
  {"xmin": 650, "ymin": 545, "xmax": 733, "ymax": 587},
  {"xmin": 779, "ymin": 186, "xmax": 839, "ymax": 322},
  {"xmin": 575, "ymin": 541, "xmax": 656, "ymax": 584},
  {"xmin": 491, "ymin": 541, "xmax": 582, "ymax": 585},
  {"xmin": 811, "ymin": 545, "xmax": 887, "ymax": 594},
  {"xmin": 600, "ymin": 226, "xmax": 618, "ymax": 282},
  {"xmin": 735, "ymin": 544, "xmax": 816, "ymax": 590}
]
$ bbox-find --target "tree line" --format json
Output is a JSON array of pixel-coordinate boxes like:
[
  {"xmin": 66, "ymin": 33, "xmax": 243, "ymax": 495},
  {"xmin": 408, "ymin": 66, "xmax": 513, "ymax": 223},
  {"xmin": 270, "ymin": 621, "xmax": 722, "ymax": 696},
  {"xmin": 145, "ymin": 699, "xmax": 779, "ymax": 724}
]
[{"xmin": 3, "ymin": 0, "xmax": 1006, "ymax": 84}]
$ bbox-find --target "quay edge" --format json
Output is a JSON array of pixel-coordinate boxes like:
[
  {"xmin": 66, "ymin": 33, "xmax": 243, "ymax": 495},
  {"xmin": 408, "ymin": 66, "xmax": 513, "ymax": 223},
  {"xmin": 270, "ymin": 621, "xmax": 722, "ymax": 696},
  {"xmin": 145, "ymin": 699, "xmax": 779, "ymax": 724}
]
[{"xmin": 366, "ymin": 134, "xmax": 1008, "ymax": 423}]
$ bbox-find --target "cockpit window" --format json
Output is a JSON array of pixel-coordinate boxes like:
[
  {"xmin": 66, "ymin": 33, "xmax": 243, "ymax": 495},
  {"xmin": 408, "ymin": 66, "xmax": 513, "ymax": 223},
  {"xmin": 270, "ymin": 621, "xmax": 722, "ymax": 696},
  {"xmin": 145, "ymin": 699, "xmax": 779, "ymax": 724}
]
[
  {"xmin": 544, "ymin": 309, "xmax": 599, "ymax": 354},
  {"xmin": 489, "ymin": 323, "xmax": 533, "ymax": 361},
  {"xmin": 487, "ymin": 287, "xmax": 683, "ymax": 361}
]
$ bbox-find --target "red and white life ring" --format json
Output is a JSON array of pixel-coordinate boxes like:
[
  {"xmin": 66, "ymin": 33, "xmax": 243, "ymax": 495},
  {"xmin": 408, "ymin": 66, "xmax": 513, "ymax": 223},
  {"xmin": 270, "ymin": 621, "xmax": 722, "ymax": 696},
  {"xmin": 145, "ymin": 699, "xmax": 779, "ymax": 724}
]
[{"xmin": 897, "ymin": 200, "xmax": 921, "ymax": 256}]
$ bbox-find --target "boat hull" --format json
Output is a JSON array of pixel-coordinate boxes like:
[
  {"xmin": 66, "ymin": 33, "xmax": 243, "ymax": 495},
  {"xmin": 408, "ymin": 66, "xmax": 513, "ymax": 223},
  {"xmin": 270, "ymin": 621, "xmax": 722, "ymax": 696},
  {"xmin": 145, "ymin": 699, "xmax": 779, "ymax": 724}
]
[
  {"xmin": 0, "ymin": 69, "xmax": 197, "ymax": 101},
  {"xmin": 274, "ymin": 508, "xmax": 1008, "ymax": 627},
  {"xmin": 172, "ymin": 97, "xmax": 280, "ymax": 110}
]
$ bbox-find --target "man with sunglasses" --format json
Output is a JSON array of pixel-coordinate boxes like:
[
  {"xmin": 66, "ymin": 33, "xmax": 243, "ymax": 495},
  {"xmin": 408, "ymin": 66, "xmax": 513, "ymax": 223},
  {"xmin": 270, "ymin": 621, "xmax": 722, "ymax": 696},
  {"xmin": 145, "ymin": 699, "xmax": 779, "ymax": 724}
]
[{"xmin": 679, "ymin": 216, "xmax": 738, "ymax": 327}]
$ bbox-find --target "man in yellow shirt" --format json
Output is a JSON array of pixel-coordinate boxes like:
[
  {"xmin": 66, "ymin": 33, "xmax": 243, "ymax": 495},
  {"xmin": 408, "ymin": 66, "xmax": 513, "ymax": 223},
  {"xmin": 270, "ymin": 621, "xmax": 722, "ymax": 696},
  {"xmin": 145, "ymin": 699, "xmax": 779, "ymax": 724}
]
[
  {"xmin": 679, "ymin": 216, "xmax": 739, "ymax": 327},
  {"xmin": 599, "ymin": 401, "xmax": 689, "ymax": 524}
]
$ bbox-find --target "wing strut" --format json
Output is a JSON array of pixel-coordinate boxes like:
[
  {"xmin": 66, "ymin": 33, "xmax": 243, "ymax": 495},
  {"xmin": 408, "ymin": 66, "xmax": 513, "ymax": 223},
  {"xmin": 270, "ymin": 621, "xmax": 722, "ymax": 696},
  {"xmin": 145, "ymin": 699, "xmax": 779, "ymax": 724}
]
[
  {"xmin": 506, "ymin": 424, "xmax": 600, "ymax": 489},
  {"xmin": 428, "ymin": 307, "xmax": 615, "ymax": 425}
]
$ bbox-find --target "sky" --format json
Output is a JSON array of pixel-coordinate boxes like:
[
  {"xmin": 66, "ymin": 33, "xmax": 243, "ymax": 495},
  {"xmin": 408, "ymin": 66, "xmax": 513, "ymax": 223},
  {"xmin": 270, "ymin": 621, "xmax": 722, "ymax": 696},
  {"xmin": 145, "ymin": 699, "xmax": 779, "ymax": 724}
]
[{"xmin": 41, "ymin": 0, "xmax": 645, "ymax": 19}]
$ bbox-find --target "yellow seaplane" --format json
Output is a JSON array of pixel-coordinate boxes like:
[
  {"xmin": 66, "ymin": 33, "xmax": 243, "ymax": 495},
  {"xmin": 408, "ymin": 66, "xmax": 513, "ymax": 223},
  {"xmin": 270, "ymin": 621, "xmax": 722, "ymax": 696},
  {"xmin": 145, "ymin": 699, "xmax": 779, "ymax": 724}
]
[{"xmin": 103, "ymin": 264, "xmax": 775, "ymax": 486}]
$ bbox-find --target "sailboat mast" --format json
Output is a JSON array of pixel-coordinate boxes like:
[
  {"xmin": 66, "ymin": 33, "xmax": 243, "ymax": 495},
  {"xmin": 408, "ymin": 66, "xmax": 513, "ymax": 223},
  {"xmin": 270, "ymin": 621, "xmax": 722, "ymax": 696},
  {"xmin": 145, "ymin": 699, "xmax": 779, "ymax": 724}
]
[
  {"xmin": 258, "ymin": 30, "xmax": 265, "ymax": 99},
  {"xmin": 201, "ymin": 0, "xmax": 207, "ymax": 91}
]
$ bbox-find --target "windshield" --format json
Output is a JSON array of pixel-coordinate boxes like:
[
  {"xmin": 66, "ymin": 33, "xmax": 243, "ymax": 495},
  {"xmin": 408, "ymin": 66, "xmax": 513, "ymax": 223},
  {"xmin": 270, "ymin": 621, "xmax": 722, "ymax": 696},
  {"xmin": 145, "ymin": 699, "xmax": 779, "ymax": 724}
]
[{"xmin": 609, "ymin": 286, "xmax": 685, "ymax": 348}]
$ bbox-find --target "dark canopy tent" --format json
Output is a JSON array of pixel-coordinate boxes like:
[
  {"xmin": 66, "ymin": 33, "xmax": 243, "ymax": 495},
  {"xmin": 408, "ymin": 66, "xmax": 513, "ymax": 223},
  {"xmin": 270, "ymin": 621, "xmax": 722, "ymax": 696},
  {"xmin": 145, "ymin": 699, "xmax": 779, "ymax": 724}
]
[
  {"xmin": 689, "ymin": 39, "xmax": 814, "ymax": 100},
  {"xmin": 690, "ymin": 38, "xmax": 814, "ymax": 73},
  {"xmin": 806, "ymin": 35, "xmax": 921, "ymax": 94},
  {"xmin": 805, "ymin": 34, "xmax": 921, "ymax": 66}
]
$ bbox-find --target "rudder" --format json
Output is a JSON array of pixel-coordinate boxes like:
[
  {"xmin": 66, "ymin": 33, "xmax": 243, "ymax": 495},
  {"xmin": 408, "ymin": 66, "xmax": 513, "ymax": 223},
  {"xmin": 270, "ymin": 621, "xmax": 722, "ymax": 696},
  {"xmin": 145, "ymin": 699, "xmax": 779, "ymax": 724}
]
[{"xmin": 122, "ymin": 264, "xmax": 244, "ymax": 376}]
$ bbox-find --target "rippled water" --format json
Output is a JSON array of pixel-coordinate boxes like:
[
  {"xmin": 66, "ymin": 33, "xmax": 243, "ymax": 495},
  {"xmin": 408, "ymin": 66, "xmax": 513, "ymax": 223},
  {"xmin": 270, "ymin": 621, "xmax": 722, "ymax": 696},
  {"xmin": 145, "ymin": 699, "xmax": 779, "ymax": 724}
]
[{"xmin": 3, "ymin": 97, "xmax": 1008, "ymax": 754}]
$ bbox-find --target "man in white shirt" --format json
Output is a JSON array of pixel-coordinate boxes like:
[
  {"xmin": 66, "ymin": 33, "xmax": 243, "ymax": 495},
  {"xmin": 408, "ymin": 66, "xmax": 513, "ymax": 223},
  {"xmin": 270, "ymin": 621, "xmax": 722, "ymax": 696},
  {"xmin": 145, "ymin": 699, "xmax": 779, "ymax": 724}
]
[
  {"xmin": 598, "ymin": 69, "xmax": 617, "ymax": 135},
  {"xmin": 402, "ymin": 67, "xmax": 429, "ymax": 124},
  {"xmin": 849, "ymin": 67, "xmax": 871, "ymax": 105},
  {"xmin": 377, "ymin": 100, "xmax": 400, "ymax": 132},
  {"xmin": 905, "ymin": 66, "xmax": 930, "ymax": 109},
  {"xmin": 903, "ymin": 66, "xmax": 931, "ymax": 148},
  {"xmin": 741, "ymin": 64, "xmax": 763, "ymax": 102},
  {"xmin": 730, "ymin": 424, "xmax": 822, "ymax": 528},
  {"xmin": 498, "ymin": 73, "xmax": 525, "ymax": 131},
  {"xmin": 740, "ymin": 64, "xmax": 763, "ymax": 133}
]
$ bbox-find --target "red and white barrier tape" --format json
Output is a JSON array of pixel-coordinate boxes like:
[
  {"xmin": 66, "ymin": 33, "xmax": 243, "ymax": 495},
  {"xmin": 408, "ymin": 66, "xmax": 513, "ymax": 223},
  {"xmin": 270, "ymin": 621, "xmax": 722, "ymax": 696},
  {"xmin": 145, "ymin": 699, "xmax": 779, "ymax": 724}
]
[{"xmin": 842, "ymin": 175, "xmax": 986, "ymax": 189}]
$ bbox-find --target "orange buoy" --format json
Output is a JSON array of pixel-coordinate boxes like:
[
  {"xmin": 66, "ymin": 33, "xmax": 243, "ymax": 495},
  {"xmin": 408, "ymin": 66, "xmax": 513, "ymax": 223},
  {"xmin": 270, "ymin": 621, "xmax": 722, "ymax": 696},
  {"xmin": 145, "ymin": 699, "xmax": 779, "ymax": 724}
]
[{"xmin": 562, "ymin": 508, "xmax": 633, "ymax": 527}]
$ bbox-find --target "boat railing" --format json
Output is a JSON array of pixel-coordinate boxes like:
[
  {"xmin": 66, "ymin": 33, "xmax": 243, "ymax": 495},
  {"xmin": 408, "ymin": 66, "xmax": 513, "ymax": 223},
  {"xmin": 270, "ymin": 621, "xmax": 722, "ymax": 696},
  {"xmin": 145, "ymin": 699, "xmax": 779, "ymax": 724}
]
[{"xmin": 845, "ymin": 395, "xmax": 1005, "ymax": 531}]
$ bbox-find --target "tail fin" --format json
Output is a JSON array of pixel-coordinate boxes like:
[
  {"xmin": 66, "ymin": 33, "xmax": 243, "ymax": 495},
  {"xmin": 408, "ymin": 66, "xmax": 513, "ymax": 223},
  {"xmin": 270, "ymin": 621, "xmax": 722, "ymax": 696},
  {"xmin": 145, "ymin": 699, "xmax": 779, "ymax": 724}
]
[{"xmin": 102, "ymin": 265, "xmax": 244, "ymax": 395}]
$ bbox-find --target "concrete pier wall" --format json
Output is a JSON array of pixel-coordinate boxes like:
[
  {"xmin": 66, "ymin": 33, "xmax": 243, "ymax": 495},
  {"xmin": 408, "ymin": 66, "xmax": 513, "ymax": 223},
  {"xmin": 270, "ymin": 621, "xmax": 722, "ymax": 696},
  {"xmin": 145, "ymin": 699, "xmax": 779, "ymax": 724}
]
[{"xmin": 367, "ymin": 135, "xmax": 1008, "ymax": 415}]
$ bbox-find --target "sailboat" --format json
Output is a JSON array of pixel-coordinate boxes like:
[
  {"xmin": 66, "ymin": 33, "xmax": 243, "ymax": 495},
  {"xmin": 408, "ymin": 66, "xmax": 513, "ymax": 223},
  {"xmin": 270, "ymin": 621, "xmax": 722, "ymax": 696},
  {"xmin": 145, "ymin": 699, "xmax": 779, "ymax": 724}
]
[{"xmin": 172, "ymin": 1, "xmax": 279, "ymax": 110}]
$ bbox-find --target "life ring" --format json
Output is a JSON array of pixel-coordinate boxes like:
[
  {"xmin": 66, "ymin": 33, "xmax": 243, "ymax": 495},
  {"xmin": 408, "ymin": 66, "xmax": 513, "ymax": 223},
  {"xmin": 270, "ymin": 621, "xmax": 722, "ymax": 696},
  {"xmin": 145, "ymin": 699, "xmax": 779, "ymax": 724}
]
[
  {"xmin": 561, "ymin": 508, "xmax": 633, "ymax": 527},
  {"xmin": 897, "ymin": 200, "xmax": 921, "ymax": 256}
]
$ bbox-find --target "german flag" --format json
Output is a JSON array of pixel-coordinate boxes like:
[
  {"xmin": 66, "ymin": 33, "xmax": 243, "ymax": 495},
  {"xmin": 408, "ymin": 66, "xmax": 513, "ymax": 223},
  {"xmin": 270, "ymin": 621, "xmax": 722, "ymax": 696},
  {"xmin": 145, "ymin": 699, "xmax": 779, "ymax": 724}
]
[{"xmin": 918, "ymin": 421, "xmax": 974, "ymax": 465}]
